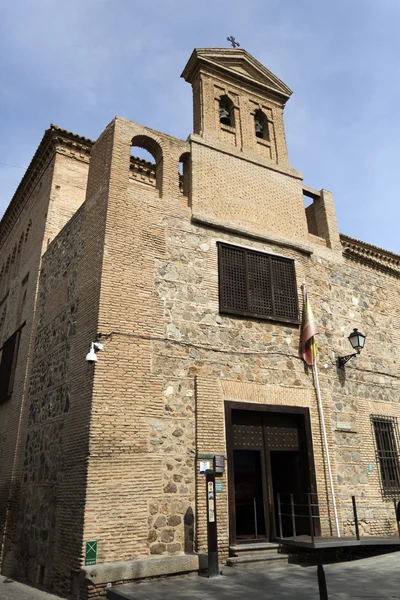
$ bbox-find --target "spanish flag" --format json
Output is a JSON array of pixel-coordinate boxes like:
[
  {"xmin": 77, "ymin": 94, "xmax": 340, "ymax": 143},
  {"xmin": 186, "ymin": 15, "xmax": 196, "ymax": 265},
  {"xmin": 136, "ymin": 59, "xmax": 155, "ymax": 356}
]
[{"xmin": 301, "ymin": 288, "xmax": 319, "ymax": 366}]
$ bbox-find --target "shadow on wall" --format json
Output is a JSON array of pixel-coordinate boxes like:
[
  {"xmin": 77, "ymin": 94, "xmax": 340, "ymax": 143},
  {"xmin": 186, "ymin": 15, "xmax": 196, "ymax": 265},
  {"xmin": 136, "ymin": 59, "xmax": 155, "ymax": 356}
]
[{"xmin": 184, "ymin": 507, "xmax": 194, "ymax": 554}]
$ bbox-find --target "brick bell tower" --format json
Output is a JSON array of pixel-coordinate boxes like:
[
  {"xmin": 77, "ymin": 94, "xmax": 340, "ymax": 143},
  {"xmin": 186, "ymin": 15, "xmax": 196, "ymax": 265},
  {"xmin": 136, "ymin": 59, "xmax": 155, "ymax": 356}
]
[
  {"xmin": 181, "ymin": 47, "xmax": 293, "ymax": 169},
  {"xmin": 181, "ymin": 48, "xmax": 313, "ymax": 245}
]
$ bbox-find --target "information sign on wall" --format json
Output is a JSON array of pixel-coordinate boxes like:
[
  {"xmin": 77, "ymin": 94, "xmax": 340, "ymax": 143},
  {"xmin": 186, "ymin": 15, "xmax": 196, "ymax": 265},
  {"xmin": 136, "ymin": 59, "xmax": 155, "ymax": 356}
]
[
  {"xmin": 214, "ymin": 455, "xmax": 225, "ymax": 474},
  {"xmin": 85, "ymin": 541, "xmax": 97, "ymax": 566}
]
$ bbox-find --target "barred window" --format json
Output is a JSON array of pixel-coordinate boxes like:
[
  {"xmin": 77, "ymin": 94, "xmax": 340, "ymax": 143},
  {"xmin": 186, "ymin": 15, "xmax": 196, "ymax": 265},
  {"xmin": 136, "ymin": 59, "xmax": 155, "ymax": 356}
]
[
  {"xmin": 0, "ymin": 329, "xmax": 21, "ymax": 403},
  {"xmin": 217, "ymin": 243, "xmax": 299, "ymax": 323},
  {"xmin": 371, "ymin": 415, "xmax": 400, "ymax": 494}
]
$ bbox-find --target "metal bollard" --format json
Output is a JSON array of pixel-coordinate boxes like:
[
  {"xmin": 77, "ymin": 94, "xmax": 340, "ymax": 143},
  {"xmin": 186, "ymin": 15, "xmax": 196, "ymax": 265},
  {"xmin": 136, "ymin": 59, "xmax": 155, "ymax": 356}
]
[
  {"xmin": 291, "ymin": 494, "xmax": 297, "ymax": 538},
  {"xmin": 352, "ymin": 496, "xmax": 360, "ymax": 541},
  {"xmin": 394, "ymin": 498, "xmax": 400, "ymax": 539},
  {"xmin": 308, "ymin": 493, "xmax": 315, "ymax": 542},
  {"xmin": 205, "ymin": 470, "xmax": 218, "ymax": 578},
  {"xmin": 277, "ymin": 494, "xmax": 283, "ymax": 539}
]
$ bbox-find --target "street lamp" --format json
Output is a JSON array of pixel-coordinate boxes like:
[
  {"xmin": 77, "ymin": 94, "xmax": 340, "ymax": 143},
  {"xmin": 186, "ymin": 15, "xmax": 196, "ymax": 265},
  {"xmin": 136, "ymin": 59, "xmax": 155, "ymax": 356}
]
[{"xmin": 338, "ymin": 328, "xmax": 366, "ymax": 368}]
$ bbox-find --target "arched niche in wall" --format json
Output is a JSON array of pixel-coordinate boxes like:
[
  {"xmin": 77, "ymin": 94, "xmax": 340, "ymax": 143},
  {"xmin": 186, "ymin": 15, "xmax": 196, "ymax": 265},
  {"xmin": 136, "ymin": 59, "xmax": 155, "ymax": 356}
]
[
  {"xmin": 10, "ymin": 244, "xmax": 18, "ymax": 281},
  {"xmin": 17, "ymin": 233, "xmax": 24, "ymax": 255},
  {"xmin": 130, "ymin": 135, "xmax": 163, "ymax": 195},
  {"xmin": 179, "ymin": 152, "xmax": 191, "ymax": 198},
  {"xmin": 25, "ymin": 220, "xmax": 32, "ymax": 243},
  {"xmin": 254, "ymin": 109, "xmax": 269, "ymax": 141},
  {"xmin": 219, "ymin": 95, "xmax": 235, "ymax": 128},
  {"xmin": 17, "ymin": 289, "xmax": 27, "ymax": 325}
]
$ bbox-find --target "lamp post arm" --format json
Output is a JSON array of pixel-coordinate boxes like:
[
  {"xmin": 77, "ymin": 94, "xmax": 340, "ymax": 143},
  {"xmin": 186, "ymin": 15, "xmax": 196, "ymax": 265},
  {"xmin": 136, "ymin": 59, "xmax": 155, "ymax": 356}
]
[{"xmin": 338, "ymin": 353, "xmax": 358, "ymax": 368}]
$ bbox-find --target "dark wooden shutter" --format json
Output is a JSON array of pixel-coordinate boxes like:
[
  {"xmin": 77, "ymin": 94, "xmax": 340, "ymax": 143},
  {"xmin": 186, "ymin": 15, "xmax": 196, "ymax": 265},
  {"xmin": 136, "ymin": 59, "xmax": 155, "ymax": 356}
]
[
  {"xmin": 218, "ymin": 243, "xmax": 299, "ymax": 323},
  {"xmin": 271, "ymin": 257, "xmax": 299, "ymax": 321},
  {"xmin": 219, "ymin": 244, "xmax": 247, "ymax": 313},
  {"xmin": 247, "ymin": 252, "xmax": 273, "ymax": 316},
  {"xmin": 0, "ymin": 329, "xmax": 21, "ymax": 403}
]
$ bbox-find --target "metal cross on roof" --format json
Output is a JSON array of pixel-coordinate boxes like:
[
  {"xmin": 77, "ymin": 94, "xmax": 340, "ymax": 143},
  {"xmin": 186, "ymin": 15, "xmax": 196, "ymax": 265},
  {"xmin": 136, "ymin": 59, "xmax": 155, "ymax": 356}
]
[{"xmin": 227, "ymin": 36, "xmax": 240, "ymax": 48}]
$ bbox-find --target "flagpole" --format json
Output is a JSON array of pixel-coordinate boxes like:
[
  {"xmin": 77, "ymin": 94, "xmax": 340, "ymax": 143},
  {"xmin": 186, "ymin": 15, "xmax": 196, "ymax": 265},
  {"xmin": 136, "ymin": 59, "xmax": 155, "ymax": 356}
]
[
  {"xmin": 312, "ymin": 357, "xmax": 341, "ymax": 537},
  {"xmin": 303, "ymin": 282, "xmax": 340, "ymax": 538}
]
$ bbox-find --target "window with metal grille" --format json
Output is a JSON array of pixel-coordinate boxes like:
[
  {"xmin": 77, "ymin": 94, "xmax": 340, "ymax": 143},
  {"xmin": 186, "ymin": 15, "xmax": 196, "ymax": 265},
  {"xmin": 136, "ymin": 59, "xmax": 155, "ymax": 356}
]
[
  {"xmin": 217, "ymin": 243, "xmax": 299, "ymax": 323},
  {"xmin": 0, "ymin": 329, "xmax": 21, "ymax": 403},
  {"xmin": 371, "ymin": 415, "xmax": 400, "ymax": 494}
]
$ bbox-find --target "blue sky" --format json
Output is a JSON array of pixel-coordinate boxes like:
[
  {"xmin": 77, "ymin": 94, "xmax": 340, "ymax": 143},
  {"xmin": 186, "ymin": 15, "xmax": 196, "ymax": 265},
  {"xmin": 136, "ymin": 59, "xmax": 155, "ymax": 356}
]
[{"xmin": 1, "ymin": 0, "xmax": 399, "ymax": 252}]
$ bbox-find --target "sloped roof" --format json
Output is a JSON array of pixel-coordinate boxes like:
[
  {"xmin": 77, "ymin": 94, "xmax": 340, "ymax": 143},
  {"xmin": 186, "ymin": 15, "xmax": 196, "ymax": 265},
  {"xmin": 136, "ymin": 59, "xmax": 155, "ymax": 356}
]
[
  {"xmin": 0, "ymin": 125, "xmax": 93, "ymax": 250},
  {"xmin": 341, "ymin": 234, "xmax": 400, "ymax": 277}
]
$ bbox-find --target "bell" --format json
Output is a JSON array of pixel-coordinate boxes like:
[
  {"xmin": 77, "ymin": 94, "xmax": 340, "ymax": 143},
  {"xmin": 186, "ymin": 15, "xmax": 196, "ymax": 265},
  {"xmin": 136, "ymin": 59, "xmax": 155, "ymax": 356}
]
[
  {"xmin": 219, "ymin": 106, "xmax": 231, "ymax": 126},
  {"xmin": 255, "ymin": 119, "xmax": 264, "ymax": 138}
]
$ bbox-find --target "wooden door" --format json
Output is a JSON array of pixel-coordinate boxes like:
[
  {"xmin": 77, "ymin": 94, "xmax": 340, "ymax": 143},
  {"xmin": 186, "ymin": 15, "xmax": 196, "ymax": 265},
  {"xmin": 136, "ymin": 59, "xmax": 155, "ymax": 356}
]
[{"xmin": 226, "ymin": 403, "xmax": 318, "ymax": 544}]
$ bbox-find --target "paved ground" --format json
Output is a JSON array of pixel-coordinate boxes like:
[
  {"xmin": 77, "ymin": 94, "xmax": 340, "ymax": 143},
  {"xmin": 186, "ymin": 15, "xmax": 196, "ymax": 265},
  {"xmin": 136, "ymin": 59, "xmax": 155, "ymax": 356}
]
[
  {"xmin": 0, "ymin": 575, "xmax": 63, "ymax": 600},
  {"xmin": 2, "ymin": 553, "xmax": 400, "ymax": 600},
  {"xmin": 107, "ymin": 553, "xmax": 400, "ymax": 600}
]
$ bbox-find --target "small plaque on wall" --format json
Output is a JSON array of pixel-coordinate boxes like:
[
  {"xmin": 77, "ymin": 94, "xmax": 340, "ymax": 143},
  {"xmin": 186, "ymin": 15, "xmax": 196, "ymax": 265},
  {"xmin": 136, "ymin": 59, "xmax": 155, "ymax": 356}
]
[
  {"xmin": 214, "ymin": 455, "xmax": 225, "ymax": 474},
  {"xmin": 199, "ymin": 461, "xmax": 211, "ymax": 473},
  {"xmin": 336, "ymin": 422, "xmax": 352, "ymax": 432}
]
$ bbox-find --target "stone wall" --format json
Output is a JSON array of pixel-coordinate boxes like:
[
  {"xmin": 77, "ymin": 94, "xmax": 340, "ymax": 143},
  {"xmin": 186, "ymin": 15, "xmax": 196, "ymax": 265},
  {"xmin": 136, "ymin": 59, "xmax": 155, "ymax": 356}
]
[
  {"xmin": 2, "ymin": 49, "xmax": 400, "ymax": 600},
  {"xmin": 14, "ymin": 123, "xmax": 116, "ymax": 596},
  {"xmin": 0, "ymin": 127, "xmax": 90, "ymax": 587},
  {"xmin": 76, "ymin": 112, "xmax": 400, "ymax": 587},
  {"xmin": 81, "ymin": 118, "xmax": 194, "ymax": 571},
  {"xmin": 74, "ymin": 110, "xmax": 400, "ymax": 591},
  {"xmin": 14, "ymin": 207, "xmax": 84, "ymax": 589},
  {"xmin": 153, "ymin": 210, "xmax": 400, "ymax": 543},
  {"xmin": 0, "ymin": 154, "xmax": 58, "ymax": 574}
]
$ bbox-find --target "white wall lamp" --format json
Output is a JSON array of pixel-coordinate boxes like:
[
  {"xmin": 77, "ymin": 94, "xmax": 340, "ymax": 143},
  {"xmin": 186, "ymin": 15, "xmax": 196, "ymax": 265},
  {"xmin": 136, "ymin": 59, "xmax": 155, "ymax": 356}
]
[
  {"xmin": 338, "ymin": 328, "xmax": 366, "ymax": 368},
  {"xmin": 85, "ymin": 342, "xmax": 104, "ymax": 364}
]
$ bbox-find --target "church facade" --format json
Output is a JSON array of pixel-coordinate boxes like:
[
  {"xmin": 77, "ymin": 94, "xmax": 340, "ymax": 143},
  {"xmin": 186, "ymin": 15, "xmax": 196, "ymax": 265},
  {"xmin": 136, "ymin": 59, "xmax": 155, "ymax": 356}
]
[{"xmin": 1, "ymin": 47, "xmax": 400, "ymax": 598}]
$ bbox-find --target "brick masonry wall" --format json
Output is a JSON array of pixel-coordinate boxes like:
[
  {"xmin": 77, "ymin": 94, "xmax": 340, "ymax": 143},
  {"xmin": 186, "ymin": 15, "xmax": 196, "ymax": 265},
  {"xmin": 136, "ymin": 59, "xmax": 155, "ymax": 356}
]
[
  {"xmin": 2, "ymin": 50, "xmax": 400, "ymax": 599},
  {"xmin": 82, "ymin": 118, "xmax": 194, "ymax": 568},
  {"xmin": 0, "ymin": 138, "xmax": 89, "ymax": 588},
  {"xmin": 77, "ymin": 112, "xmax": 400, "ymax": 583},
  {"xmin": 0, "ymin": 160, "xmax": 55, "ymax": 574},
  {"xmin": 15, "ymin": 207, "xmax": 85, "ymax": 592},
  {"xmin": 190, "ymin": 137, "xmax": 308, "ymax": 242},
  {"xmin": 188, "ymin": 58, "xmax": 309, "ymax": 245}
]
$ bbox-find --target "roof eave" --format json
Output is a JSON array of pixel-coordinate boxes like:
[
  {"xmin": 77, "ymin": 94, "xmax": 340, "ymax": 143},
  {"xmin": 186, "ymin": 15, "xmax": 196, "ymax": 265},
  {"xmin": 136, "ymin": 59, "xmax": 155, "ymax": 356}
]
[{"xmin": 181, "ymin": 48, "xmax": 292, "ymax": 103}]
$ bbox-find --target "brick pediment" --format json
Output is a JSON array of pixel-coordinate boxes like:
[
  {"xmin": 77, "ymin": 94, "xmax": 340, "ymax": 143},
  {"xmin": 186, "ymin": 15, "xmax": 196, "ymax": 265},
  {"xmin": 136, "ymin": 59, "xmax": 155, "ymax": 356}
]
[{"xmin": 181, "ymin": 48, "xmax": 292, "ymax": 102}]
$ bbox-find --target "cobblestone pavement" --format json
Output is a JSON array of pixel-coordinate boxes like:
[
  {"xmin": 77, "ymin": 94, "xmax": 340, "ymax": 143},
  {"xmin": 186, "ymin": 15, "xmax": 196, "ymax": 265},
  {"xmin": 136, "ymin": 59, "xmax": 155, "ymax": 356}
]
[
  {"xmin": 2, "ymin": 552, "xmax": 400, "ymax": 600},
  {"xmin": 107, "ymin": 552, "xmax": 400, "ymax": 600},
  {"xmin": 0, "ymin": 575, "xmax": 63, "ymax": 600}
]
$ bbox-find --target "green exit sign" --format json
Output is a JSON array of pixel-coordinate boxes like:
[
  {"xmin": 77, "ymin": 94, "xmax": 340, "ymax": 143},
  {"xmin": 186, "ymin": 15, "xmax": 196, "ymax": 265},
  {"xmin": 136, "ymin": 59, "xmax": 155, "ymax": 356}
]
[{"xmin": 85, "ymin": 541, "xmax": 97, "ymax": 566}]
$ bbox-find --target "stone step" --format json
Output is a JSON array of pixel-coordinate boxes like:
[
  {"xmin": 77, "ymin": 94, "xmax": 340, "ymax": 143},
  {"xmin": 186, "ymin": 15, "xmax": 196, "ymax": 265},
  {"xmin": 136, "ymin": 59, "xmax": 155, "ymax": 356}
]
[
  {"xmin": 230, "ymin": 542, "xmax": 280, "ymax": 555},
  {"xmin": 226, "ymin": 553, "xmax": 289, "ymax": 568}
]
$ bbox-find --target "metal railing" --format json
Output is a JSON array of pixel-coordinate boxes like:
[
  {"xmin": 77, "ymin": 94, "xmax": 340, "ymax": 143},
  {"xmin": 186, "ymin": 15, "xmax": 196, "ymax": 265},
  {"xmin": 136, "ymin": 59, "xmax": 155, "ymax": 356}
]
[
  {"xmin": 235, "ymin": 498, "xmax": 264, "ymax": 539},
  {"xmin": 276, "ymin": 493, "xmax": 400, "ymax": 541}
]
